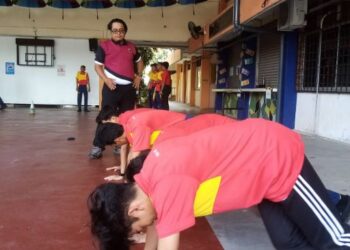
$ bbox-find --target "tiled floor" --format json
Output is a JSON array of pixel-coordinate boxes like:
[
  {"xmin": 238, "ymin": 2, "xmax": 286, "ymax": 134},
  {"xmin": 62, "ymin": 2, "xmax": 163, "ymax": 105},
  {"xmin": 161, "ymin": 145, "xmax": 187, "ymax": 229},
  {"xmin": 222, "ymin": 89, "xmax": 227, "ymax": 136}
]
[
  {"xmin": 0, "ymin": 107, "xmax": 222, "ymax": 250},
  {"xmin": 0, "ymin": 104, "xmax": 349, "ymax": 250}
]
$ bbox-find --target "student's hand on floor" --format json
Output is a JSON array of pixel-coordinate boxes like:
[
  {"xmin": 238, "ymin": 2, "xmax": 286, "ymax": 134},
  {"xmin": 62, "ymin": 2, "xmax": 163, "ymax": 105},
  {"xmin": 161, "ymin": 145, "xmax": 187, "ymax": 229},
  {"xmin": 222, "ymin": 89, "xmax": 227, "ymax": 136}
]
[
  {"xmin": 106, "ymin": 166, "xmax": 121, "ymax": 172},
  {"xmin": 104, "ymin": 174, "xmax": 123, "ymax": 182}
]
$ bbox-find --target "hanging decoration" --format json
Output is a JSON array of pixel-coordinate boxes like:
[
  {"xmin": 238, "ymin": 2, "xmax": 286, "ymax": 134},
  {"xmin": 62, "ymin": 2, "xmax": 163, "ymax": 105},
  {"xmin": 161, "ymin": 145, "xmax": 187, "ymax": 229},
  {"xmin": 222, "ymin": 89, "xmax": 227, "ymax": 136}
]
[
  {"xmin": 47, "ymin": 0, "xmax": 80, "ymax": 20},
  {"xmin": 177, "ymin": 0, "xmax": 207, "ymax": 15},
  {"xmin": 0, "ymin": 0, "xmax": 12, "ymax": 6},
  {"xmin": 13, "ymin": 0, "xmax": 46, "ymax": 19},
  {"xmin": 80, "ymin": 0, "xmax": 113, "ymax": 20},
  {"xmin": 115, "ymin": 0, "xmax": 145, "ymax": 20},
  {"xmin": 146, "ymin": 0, "xmax": 176, "ymax": 18}
]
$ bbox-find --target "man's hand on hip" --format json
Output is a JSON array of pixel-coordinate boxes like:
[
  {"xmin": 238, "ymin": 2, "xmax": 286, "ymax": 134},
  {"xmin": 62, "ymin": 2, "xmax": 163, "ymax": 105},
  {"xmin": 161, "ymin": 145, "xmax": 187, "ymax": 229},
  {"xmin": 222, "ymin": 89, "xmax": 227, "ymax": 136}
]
[{"xmin": 105, "ymin": 78, "xmax": 116, "ymax": 90}]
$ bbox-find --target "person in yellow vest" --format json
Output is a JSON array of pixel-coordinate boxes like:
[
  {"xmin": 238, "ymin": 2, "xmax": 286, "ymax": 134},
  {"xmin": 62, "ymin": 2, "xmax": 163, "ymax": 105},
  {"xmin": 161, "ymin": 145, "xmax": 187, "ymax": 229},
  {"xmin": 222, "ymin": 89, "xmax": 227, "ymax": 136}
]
[
  {"xmin": 76, "ymin": 65, "xmax": 90, "ymax": 112},
  {"xmin": 147, "ymin": 63, "xmax": 159, "ymax": 108}
]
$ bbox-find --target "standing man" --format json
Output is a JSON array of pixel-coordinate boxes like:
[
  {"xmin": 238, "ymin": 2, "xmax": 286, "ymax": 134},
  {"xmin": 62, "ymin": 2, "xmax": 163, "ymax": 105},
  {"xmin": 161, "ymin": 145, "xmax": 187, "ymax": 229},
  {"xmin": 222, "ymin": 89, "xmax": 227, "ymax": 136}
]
[
  {"xmin": 160, "ymin": 61, "xmax": 171, "ymax": 110},
  {"xmin": 76, "ymin": 65, "xmax": 90, "ymax": 112},
  {"xmin": 90, "ymin": 18, "xmax": 144, "ymax": 159},
  {"xmin": 94, "ymin": 18, "xmax": 144, "ymax": 113}
]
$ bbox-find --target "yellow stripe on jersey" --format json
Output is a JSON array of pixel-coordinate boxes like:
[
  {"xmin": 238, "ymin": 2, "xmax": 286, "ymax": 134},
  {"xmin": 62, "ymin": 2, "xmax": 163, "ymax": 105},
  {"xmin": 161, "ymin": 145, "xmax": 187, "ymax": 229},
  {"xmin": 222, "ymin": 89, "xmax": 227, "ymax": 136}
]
[
  {"xmin": 193, "ymin": 176, "xmax": 221, "ymax": 217},
  {"xmin": 128, "ymin": 130, "xmax": 161, "ymax": 147},
  {"xmin": 150, "ymin": 130, "xmax": 161, "ymax": 146}
]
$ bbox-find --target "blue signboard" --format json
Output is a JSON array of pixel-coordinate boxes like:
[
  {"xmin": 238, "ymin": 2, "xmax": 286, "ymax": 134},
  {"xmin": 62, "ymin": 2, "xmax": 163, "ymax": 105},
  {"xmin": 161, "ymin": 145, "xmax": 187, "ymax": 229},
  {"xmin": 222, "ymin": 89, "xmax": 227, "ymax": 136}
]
[{"xmin": 6, "ymin": 62, "xmax": 15, "ymax": 75}]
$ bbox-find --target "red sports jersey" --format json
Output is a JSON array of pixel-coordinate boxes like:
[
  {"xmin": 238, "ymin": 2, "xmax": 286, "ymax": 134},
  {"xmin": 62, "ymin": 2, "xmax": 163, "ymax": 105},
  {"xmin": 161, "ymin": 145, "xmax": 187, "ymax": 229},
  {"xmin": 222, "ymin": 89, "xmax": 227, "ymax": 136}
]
[{"xmin": 135, "ymin": 119, "xmax": 305, "ymax": 238}]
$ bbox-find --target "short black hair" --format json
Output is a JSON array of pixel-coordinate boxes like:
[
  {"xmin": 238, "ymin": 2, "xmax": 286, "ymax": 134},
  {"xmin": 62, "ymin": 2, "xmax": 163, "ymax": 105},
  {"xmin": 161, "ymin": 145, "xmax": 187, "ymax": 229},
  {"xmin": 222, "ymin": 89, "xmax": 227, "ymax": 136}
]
[
  {"xmin": 161, "ymin": 61, "xmax": 169, "ymax": 69},
  {"xmin": 93, "ymin": 123, "xmax": 124, "ymax": 148},
  {"xmin": 96, "ymin": 106, "xmax": 120, "ymax": 124},
  {"xmin": 81, "ymin": 65, "xmax": 86, "ymax": 68},
  {"xmin": 107, "ymin": 18, "xmax": 128, "ymax": 33},
  {"xmin": 126, "ymin": 150, "xmax": 150, "ymax": 182},
  {"xmin": 87, "ymin": 183, "xmax": 137, "ymax": 250}
]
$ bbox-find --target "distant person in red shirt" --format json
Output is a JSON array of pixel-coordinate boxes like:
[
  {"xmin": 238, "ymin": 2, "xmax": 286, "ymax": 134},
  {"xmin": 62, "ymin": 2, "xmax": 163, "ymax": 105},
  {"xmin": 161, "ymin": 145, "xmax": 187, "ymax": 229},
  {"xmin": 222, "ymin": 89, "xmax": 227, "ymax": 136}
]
[
  {"xmin": 88, "ymin": 119, "xmax": 350, "ymax": 250},
  {"xmin": 160, "ymin": 61, "xmax": 172, "ymax": 110}
]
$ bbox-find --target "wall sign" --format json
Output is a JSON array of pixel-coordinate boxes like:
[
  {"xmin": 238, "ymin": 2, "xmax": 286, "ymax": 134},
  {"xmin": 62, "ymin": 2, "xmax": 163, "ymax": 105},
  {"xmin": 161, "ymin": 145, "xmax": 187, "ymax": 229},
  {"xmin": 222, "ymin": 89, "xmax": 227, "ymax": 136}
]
[{"xmin": 5, "ymin": 62, "xmax": 15, "ymax": 75}]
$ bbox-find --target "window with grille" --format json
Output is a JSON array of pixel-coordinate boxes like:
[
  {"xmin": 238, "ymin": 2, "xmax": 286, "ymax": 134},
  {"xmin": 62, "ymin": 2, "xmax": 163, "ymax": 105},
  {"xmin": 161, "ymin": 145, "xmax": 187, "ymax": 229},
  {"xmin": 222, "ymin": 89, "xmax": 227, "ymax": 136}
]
[
  {"xmin": 16, "ymin": 38, "xmax": 55, "ymax": 67},
  {"xmin": 297, "ymin": 3, "xmax": 350, "ymax": 93}
]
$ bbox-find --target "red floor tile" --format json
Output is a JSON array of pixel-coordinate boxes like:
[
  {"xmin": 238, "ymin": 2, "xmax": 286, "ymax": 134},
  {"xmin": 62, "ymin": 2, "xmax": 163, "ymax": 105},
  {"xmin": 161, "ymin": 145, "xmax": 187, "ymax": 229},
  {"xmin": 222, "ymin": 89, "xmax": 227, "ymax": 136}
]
[{"xmin": 0, "ymin": 109, "xmax": 222, "ymax": 250}]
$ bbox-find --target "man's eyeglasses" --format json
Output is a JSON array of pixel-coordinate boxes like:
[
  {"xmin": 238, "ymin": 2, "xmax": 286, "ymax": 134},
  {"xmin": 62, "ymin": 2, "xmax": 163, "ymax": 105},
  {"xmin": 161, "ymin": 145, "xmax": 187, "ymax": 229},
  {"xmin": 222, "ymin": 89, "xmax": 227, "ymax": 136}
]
[{"xmin": 111, "ymin": 29, "xmax": 126, "ymax": 34}]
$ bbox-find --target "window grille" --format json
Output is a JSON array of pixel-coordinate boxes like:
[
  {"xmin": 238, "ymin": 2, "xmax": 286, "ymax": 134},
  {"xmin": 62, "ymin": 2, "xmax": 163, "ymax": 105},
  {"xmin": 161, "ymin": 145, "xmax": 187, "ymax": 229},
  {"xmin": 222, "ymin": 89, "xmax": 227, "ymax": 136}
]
[
  {"xmin": 16, "ymin": 38, "xmax": 55, "ymax": 67},
  {"xmin": 297, "ymin": 3, "xmax": 350, "ymax": 93}
]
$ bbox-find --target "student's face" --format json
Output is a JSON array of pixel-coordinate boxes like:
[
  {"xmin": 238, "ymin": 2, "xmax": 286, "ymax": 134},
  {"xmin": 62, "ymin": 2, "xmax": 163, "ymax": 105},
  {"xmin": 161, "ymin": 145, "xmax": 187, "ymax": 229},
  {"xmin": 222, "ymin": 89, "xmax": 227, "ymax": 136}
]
[
  {"xmin": 130, "ymin": 202, "xmax": 156, "ymax": 234},
  {"xmin": 110, "ymin": 22, "xmax": 126, "ymax": 42},
  {"xmin": 80, "ymin": 67, "xmax": 85, "ymax": 72},
  {"xmin": 114, "ymin": 133, "xmax": 128, "ymax": 146}
]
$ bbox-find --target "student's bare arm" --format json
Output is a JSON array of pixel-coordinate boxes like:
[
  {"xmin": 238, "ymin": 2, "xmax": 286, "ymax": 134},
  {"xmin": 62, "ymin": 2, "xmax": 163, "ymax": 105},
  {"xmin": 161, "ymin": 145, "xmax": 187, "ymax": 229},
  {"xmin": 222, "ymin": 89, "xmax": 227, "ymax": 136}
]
[
  {"xmin": 120, "ymin": 144, "xmax": 129, "ymax": 174},
  {"xmin": 157, "ymin": 233, "xmax": 180, "ymax": 250},
  {"xmin": 144, "ymin": 224, "xmax": 158, "ymax": 250}
]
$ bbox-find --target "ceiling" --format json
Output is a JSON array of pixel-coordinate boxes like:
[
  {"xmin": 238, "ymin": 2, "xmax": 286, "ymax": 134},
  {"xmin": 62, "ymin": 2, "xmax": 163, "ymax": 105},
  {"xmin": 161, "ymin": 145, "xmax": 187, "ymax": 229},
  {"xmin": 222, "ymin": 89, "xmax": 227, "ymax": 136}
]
[{"xmin": 0, "ymin": 2, "xmax": 219, "ymax": 48}]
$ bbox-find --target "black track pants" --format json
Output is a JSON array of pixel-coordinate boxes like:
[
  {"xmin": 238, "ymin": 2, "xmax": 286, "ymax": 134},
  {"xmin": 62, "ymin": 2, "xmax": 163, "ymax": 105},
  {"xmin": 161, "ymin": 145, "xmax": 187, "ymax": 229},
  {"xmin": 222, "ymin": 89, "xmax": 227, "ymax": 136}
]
[{"xmin": 259, "ymin": 157, "xmax": 350, "ymax": 250}]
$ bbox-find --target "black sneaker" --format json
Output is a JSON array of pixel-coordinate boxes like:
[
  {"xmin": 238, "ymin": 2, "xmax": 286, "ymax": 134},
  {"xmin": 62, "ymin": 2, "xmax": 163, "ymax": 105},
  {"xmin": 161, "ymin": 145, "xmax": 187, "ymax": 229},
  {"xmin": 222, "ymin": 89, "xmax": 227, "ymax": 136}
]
[
  {"xmin": 113, "ymin": 146, "xmax": 121, "ymax": 155},
  {"xmin": 84, "ymin": 109, "xmax": 90, "ymax": 112},
  {"xmin": 77, "ymin": 109, "xmax": 82, "ymax": 112},
  {"xmin": 88, "ymin": 146, "xmax": 103, "ymax": 159},
  {"xmin": 337, "ymin": 195, "xmax": 350, "ymax": 223}
]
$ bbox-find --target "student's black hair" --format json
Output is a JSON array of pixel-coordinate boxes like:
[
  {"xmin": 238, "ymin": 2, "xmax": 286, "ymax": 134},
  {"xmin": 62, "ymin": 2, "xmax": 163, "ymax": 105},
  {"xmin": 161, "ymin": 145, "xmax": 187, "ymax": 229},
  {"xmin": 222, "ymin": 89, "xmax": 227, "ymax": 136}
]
[
  {"xmin": 81, "ymin": 65, "xmax": 86, "ymax": 68},
  {"xmin": 107, "ymin": 18, "xmax": 128, "ymax": 33},
  {"xmin": 87, "ymin": 182, "xmax": 137, "ymax": 250},
  {"xmin": 97, "ymin": 123, "xmax": 124, "ymax": 148},
  {"xmin": 125, "ymin": 150, "xmax": 150, "ymax": 182},
  {"xmin": 95, "ymin": 106, "xmax": 120, "ymax": 124},
  {"xmin": 161, "ymin": 61, "xmax": 169, "ymax": 69}
]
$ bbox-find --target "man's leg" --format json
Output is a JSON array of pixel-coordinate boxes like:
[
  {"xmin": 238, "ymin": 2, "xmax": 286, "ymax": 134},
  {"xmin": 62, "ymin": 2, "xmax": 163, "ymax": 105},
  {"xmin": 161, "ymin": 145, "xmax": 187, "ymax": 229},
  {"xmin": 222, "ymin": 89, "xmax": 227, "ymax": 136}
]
[
  {"xmin": 77, "ymin": 87, "xmax": 82, "ymax": 112},
  {"xmin": 161, "ymin": 85, "xmax": 171, "ymax": 110},
  {"xmin": 119, "ymin": 84, "xmax": 136, "ymax": 113},
  {"xmin": 101, "ymin": 84, "xmax": 118, "ymax": 109},
  {"xmin": 148, "ymin": 89, "xmax": 153, "ymax": 108},
  {"xmin": 83, "ymin": 86, "xmax": 89, "ymax": 111},
  {"xmin": 282, "ymin": 157, "xmax": 350, "ymax": 249},
  {"xmin": 155, "ymin": 92, "xmax": 161, "ymax": 109}
]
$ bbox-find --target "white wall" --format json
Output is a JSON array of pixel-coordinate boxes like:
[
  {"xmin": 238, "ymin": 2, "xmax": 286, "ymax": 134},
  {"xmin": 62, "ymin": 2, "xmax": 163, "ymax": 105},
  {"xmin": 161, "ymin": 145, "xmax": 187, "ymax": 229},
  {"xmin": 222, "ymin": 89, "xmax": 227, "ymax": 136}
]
[
  {"xmin": 295, "ymin": 93, "xmax": 350, "ymax": 144},
  {"xmin": 0, "ymin": 36, "xmax": 99, "ymax": 106}
]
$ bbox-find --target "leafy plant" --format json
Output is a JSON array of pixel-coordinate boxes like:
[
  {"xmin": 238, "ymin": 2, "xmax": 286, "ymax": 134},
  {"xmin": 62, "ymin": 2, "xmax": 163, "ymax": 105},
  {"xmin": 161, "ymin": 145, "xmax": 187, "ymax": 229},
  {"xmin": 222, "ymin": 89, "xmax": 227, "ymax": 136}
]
[{"xmin": 137, "ymin": 47, "xmax": 157, "ymax": 106}]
